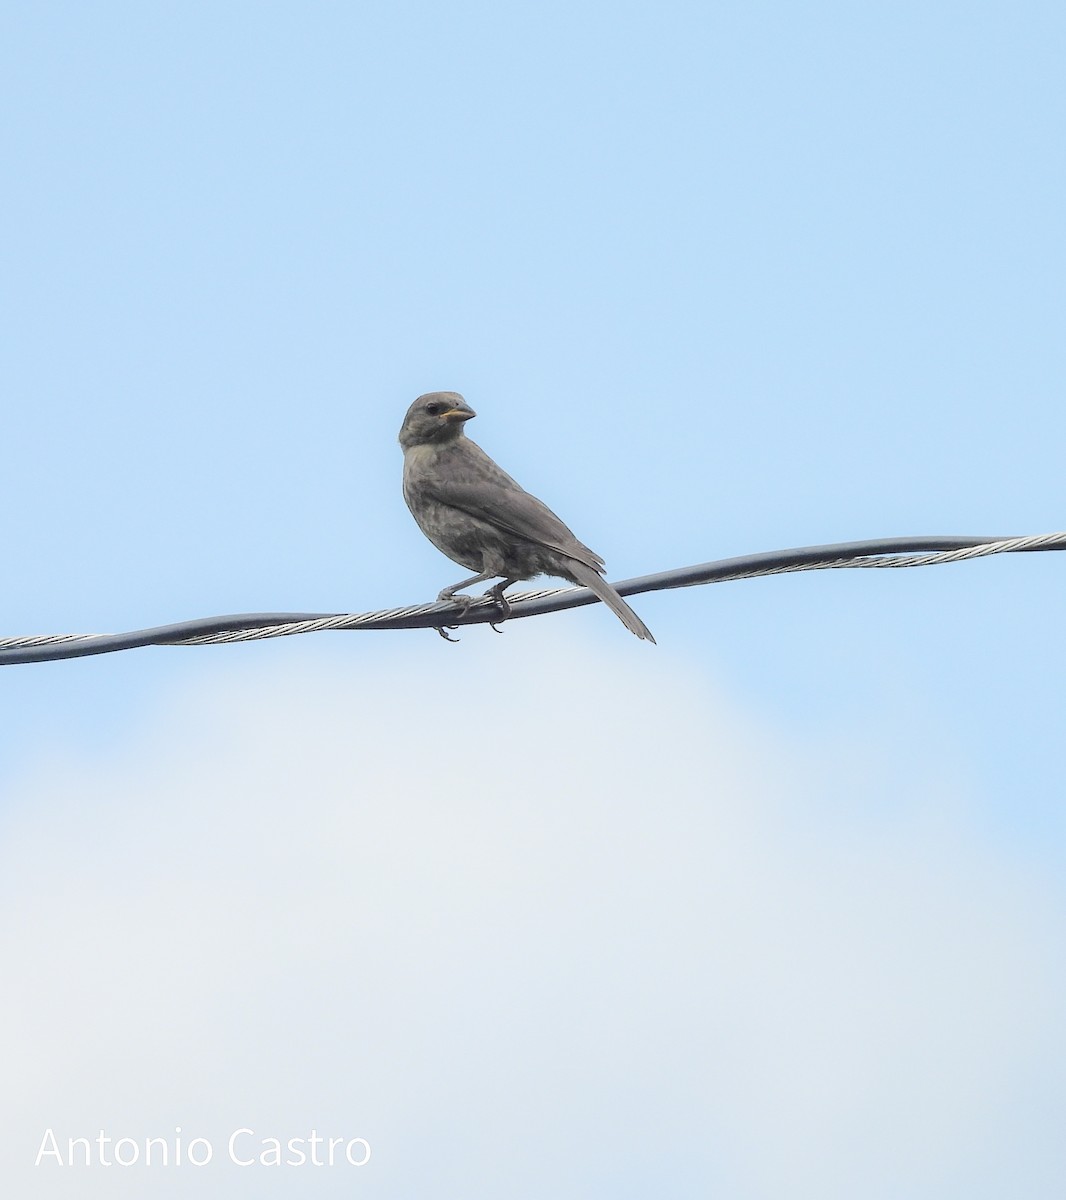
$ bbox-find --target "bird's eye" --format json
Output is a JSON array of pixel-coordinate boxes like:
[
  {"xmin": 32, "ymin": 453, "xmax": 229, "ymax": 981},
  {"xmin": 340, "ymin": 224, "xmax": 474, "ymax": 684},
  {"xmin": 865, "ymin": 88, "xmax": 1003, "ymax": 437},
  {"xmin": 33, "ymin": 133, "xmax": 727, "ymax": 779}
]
[{"xmin": 425, "ymin": 402, "xmax": 442, "ymax": 416}]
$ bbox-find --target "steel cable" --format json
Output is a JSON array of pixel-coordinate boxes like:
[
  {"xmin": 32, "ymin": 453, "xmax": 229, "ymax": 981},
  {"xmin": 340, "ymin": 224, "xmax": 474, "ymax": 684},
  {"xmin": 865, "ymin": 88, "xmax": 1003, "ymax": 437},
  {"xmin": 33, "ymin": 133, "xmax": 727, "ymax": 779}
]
[{"xmin": 2, "ymin": 532, "xmax": 1063, "ymax": 665}]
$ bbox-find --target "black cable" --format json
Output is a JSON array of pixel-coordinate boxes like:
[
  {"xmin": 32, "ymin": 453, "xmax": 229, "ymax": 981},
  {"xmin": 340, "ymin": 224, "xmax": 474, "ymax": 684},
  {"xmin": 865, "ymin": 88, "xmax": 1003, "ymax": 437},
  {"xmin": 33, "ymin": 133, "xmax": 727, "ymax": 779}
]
[{"xmin": 1, "ymin": 534, "xmax": 1062, "ymax": 666}]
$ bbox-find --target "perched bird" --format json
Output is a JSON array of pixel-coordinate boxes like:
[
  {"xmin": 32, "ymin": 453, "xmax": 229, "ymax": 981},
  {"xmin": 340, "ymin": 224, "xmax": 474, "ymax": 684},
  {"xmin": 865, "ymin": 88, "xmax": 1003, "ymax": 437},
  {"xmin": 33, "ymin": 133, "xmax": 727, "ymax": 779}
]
[{"xmin": 399, "ymin": 391, "xmax": 655, "ymax": 642}]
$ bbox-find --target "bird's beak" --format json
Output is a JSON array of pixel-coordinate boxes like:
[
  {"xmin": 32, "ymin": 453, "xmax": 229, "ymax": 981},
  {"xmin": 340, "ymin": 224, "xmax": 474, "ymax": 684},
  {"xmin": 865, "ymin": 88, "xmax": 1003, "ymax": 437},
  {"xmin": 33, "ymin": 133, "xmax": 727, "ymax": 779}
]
[{"xmin": 441, "ymin": 407, "xmax": 475, "ymax": 423}]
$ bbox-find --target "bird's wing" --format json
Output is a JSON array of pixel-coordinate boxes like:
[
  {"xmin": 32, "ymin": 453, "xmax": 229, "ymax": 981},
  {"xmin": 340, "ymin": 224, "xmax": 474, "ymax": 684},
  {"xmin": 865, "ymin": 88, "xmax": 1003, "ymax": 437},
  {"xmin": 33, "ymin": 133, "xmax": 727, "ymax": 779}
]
[{"xmin": 422, "ymin": 453, "xmax": 606, "ymax": 572}]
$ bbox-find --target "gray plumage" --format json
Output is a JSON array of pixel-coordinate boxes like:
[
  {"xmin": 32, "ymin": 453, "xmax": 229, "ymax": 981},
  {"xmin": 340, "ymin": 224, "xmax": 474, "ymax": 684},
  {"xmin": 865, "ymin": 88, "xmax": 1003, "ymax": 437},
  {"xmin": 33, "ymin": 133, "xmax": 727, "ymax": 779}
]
[{"xmin": 399, "ymin": 391, "xmax": 654, "ymax": 642}]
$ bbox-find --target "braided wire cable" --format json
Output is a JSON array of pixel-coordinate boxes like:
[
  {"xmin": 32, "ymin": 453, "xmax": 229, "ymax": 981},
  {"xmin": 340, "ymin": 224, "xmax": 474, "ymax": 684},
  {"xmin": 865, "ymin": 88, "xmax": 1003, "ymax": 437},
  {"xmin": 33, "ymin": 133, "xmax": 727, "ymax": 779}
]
[{"xmin": 2, "ymin": 532, "xmax": 1063, "ymax": 666}]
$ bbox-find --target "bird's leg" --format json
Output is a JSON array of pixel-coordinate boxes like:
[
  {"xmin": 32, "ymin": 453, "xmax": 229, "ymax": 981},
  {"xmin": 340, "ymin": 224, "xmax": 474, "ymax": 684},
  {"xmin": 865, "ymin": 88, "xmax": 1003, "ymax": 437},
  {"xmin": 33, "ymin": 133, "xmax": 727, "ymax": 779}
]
[
  {"xmin": 484, "ymin": 578, "xmax": 517, "ymax": 633},
  {"xmin": 435, "ymin": 571, "xmax": 499, "ymax": 639},
  {"xmin": 437, "ymin": 571, "xmax": 498, "ymax": 612}
]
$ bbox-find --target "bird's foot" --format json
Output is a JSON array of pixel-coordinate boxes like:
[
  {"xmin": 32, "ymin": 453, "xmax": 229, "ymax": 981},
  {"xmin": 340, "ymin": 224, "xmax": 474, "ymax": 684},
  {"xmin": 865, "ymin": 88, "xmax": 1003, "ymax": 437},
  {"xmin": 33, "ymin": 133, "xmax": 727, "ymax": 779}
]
[
  {"xmin": 435, "ymin": 590, "xmax": 473, "ymax": 642},
  {"xmin": 485, "ymin": 584, "xmax": 512, "ymax": 619},
  {"xmin": 437, "ymin": 589, "xmax": 474, "ymax": 615},
  {"xmin": 481, "ymin": 583, "xmax": 512, "ymax": 634}
]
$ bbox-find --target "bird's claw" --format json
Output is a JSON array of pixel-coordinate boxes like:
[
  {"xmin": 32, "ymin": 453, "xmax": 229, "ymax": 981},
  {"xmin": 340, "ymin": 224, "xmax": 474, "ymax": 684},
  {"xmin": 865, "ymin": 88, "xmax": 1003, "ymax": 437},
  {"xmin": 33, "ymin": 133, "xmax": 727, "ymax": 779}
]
[
  {"xmin": 434, "ymin": 592, "xmax": 474, "ymax": 642},
  {"xmin": 434, "ymin": 586, "xmax": 510, "ymax": 638},
  {"xmin": 437, "ymin": 592, "xmax": 474, "ymax": 615},
  {"xmin": 484, "ymin": 586, "xmax": 512, "ymax": 623}
]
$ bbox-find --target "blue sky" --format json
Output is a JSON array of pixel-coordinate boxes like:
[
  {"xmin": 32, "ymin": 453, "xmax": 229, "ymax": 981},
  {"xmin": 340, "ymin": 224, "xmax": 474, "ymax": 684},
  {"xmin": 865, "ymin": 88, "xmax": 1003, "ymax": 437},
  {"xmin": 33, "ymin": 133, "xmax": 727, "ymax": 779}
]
[{"xmin": 2, "ymin": 3, "xmax": 1064, "ymax": 1196}]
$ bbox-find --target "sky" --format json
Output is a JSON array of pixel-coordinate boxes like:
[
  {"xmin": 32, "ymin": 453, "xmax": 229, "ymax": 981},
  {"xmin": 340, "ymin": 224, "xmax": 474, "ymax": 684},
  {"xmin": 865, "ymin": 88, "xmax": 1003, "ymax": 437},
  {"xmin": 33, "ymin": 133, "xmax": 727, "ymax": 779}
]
[{"xmin": 1, "ymin": 2, "xmax": 1065, "ymax": 1196}]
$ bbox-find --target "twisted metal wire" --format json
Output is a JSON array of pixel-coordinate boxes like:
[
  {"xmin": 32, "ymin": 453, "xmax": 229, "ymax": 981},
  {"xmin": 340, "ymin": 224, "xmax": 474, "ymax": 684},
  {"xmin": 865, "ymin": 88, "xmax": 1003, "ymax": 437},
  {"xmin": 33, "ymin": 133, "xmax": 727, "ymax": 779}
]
[{"xmin": 2, "ymin": 532, "xmax": 1063, "ymax": 666}]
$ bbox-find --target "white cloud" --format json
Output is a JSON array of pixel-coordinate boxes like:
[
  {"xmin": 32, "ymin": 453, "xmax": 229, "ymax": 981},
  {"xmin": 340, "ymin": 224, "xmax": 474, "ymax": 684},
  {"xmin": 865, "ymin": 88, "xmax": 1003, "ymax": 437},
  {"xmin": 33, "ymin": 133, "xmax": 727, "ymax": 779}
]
[{"xmin": 1, "ymin": 633, "xmax": 1063, "ymax": 1198}]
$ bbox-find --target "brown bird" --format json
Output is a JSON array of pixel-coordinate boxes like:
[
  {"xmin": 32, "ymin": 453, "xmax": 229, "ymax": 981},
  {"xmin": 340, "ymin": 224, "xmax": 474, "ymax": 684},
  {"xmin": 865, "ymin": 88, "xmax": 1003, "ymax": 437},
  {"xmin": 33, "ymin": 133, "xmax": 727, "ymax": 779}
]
[{"xmin": 399, "ymin": 391, "xmax": 654, "ymax": 642}]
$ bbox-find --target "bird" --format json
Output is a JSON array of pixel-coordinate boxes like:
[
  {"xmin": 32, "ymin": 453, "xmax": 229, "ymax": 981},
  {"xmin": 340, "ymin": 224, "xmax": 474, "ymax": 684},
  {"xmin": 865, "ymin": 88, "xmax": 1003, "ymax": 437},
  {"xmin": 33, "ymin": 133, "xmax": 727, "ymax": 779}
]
[{"xmin": 399, "ymin": 391, "xmax": 655, "ymax": 642}]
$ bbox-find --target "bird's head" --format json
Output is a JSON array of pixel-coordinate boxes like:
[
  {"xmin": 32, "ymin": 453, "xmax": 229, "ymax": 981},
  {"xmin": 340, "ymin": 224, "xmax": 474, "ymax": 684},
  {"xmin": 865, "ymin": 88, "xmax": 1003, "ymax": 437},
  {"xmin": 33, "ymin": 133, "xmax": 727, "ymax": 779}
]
[{"xmin": 398, "ymin": 392, "xmax": 476, "ymax": 449}]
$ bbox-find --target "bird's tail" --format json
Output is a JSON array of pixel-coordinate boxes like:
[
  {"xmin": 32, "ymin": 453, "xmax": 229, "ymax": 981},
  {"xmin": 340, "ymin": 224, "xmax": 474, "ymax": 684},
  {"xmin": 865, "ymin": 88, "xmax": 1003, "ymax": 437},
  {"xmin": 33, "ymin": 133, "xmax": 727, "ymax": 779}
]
[{"xmin": 567, "ymin": 561, "xmax": 656, "ymax": 643}]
